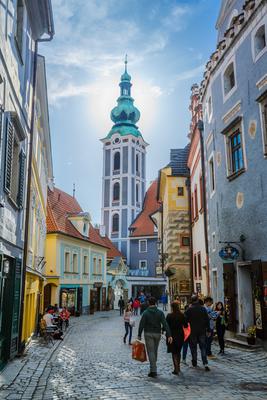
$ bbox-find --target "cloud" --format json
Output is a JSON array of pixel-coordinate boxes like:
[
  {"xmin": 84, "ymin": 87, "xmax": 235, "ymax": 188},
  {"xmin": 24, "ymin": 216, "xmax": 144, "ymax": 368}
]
[
  {"xmin": 176, "ymin": 64, "xmax": 205, "ymax": 81},
  {"xmin": 162, "ymin": 5, "xmax": 191, "ymax": 32}
]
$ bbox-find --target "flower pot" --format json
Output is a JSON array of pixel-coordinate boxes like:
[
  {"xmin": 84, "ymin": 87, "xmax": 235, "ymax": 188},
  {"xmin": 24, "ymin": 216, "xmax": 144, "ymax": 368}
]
[{"xmin": 247, "ymin": 336, "xmax": 256, "ymax": 345}]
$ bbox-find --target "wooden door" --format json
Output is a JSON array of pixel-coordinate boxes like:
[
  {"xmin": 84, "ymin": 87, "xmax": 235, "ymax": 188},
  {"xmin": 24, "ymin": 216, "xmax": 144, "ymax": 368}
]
[
  {"xmin": 44, "ymin": 284, "xmax": 52, "ymax": 312},
  {"xmin": 77, "ymin": 287, "xmax": 83, "ymax": 315},
  {"xmin": 101, "ymin": 287, "xmax": 106, "ymax": 311},
  {"xmin": 223, "ymin": 263, "xmax": 237, "ymax": 332},
  {"xmin": 90, "ymin": 290, "xmax": 95, "ymax": 314}
]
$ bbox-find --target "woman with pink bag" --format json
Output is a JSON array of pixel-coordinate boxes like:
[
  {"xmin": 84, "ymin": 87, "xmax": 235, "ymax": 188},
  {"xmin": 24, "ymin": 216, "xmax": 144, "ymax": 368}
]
[{"xmin": 166, "ymin": 302, "xmax": 188, "ymax": 375}]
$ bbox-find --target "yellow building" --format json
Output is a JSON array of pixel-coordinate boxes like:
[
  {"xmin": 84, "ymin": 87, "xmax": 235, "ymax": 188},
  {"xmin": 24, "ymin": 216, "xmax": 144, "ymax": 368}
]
[
  {"xmin": 153, "ymin": 147, "xmax": 192, "ymax": 305},
  {"xmin": 22, "ymin": 56, "xmax": 53, "ymax": 344}
]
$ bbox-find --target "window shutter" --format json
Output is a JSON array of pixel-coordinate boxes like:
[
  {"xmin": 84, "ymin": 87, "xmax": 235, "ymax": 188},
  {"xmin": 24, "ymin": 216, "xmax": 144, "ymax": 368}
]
[
  {"xmin": 17, "ymin": 150, "xmax": 26, "ymax": 207},
  {"xmin": 4, "ymin": 118, "xmax": 14, "ymax": 193}
]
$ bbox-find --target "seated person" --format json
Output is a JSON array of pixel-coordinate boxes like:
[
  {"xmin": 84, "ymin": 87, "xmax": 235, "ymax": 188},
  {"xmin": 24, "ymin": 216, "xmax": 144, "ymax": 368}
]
[
  {"xmin": 42, "ymin": 309, "xmax": 63, "ymax": 340},
  {"xmin": 59, "ymin": 307, "xmax": 70, "ymax": 328}
]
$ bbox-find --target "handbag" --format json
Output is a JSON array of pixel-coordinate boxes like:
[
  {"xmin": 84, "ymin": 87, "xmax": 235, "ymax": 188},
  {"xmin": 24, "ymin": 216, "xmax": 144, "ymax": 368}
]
[
  {"xmin": 183, "ymin": 323, "xmax": 191, "ymax": 341},
  {"xmin": 129, "ymin": 317, "xmax": 135, "ymax": 327},
  {"xmin": 132, "ymin": 340, "xmax": 147, "ymax": 362}
]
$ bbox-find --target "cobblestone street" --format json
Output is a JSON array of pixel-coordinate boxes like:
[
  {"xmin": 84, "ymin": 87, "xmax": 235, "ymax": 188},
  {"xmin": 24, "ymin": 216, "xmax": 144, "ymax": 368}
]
[{"xmin": 0, "ymin": 311, "xmax": 267, "ymax": 400}]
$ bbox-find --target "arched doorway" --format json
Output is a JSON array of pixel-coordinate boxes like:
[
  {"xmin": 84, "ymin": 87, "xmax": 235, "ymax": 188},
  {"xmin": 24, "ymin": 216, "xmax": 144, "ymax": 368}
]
[{"xmin": 114, "ymin": 279, "xmax": 125, "ymax": 309}]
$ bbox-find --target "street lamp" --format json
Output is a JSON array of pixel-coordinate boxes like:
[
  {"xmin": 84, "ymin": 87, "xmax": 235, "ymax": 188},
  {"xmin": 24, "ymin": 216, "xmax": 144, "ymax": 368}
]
[{"xmin": 3, "ymin": 259, "xmax": 10, "ymax": 275}]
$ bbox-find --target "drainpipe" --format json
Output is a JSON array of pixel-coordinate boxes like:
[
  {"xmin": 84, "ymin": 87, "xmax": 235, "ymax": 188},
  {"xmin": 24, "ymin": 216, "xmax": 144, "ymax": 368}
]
[
  {"xmin": 18, "ymin": 18, "xmax": 54, "ymax": 353},
  {"xmin": 198, "ymin": 120, "xmax": 210, "ymax": 295},
  {"xmin": 186, "ymin": 177, "xmax": 194, "ymax": 294}
]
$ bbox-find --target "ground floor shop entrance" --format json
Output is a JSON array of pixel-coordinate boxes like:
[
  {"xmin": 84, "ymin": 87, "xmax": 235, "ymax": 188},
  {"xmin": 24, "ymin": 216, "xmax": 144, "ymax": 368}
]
[
  {"xmin": 131, "ymin": 285, "xmax": 165, "ymax": 300},
  {"xmin": 60, "ymin": 287, "xmax": 83, "ymax": 316}
]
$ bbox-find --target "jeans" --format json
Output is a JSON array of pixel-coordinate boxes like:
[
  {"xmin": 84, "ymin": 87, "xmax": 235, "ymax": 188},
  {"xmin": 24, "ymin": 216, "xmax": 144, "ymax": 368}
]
[
  {"xmin": 124, "ymin": 322, "xmax": 132, "ymax": 344},
  {"xmin": 133, "ymin": 308, "xmax": 138, "ymax": 316},
  {"xmin": 206, "ymin": 329, "xmax": 214, "ymax": 356},
  {"xmin": 163, "ymin": 303, "xmax": 167, "ymax": 311},
  {"xmin": 182, "ymin": 339, "xmax": 189, "ymax": 360},
  {"xmin": 189, "ymin": 334, "xmax": 208, "ymax": 366},
  {"xmin": 217, "ymin": 325, "xmax": 225, "ymax": 351},
  {"xmin": 144, "ymin": 332, "xmax": 161, "ymax": 373}
]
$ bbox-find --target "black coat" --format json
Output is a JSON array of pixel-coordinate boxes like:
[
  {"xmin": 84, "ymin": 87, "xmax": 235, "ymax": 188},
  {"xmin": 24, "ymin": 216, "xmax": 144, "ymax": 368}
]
[
  {"xmin": 166, "ymin": 312, "xmax": 187, "ymax": 354},
  {"xmin": 185, "ymin": 303, "xmax": 209, "ymax": 336}
]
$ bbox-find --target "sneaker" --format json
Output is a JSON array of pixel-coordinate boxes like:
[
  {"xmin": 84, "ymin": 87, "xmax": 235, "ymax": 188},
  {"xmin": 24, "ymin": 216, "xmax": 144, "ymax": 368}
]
[
  {"xmin": 172, "ymin": 371, "xmax": 179, "ymax": 375},
  {"xmin": 148, "ymin": 372, "xmax": 157, "ymax": 378},
  {"xmin": 208, "ymin": 354, "xmax": 216, "ymax": 359},
  {"xmin": 205, "ymin": 365, "xmax": 210, "ymax": 372}
]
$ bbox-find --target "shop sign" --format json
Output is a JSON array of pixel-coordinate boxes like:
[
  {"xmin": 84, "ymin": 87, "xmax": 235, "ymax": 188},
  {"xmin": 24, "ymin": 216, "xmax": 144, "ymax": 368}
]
[
  {"xmin": 219, "ymin": 244, "xmax": 239, "ymax": 260},
  {"xmin": 179, "ymin": 280, "xmax": 190, "ymax": 294},
  {"xmin": 255, "ymin": 300, "xmax": 262, "ymax": 330}
]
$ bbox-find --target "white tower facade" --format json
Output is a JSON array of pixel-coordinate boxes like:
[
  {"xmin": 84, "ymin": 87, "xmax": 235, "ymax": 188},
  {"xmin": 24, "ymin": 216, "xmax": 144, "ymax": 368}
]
[{"xmin": 101, "ymin": 61, "xmax": 148, "ymax": 261}]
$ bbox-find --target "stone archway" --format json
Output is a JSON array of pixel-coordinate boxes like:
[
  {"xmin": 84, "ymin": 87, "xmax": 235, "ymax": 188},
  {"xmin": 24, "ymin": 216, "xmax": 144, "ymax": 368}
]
[{"xmin": 114, "ymin": 279, "xmax": 125, "ymax": 310}]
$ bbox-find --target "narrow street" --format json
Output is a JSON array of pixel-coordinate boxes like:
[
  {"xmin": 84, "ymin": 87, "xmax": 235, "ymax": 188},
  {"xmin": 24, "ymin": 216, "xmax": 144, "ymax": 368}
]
[{"xmin": 0, "ymin": 312, "xmax": 266, "ymax": 400}]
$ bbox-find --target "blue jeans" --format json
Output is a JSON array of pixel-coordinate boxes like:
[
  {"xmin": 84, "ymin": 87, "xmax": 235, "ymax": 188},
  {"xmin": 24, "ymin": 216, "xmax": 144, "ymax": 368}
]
[
  {"xmin": 189, "ymin": 334, "xmax": 208, "ymax": 366},
  {"xmin": 206, "ymin": 329, "xmax": 214, "ymax": 356},
  {"xmin": 124, "ymin": 322, "xmax": 132, "ymax": 344},
  {"xmin": 182, "ymin": 340, "xmax": 189, "ymax": 360}
]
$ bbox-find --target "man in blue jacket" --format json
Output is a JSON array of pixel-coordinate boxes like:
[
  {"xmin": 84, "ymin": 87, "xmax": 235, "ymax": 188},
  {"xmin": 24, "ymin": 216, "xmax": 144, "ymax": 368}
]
[{"xmin": 138, "ymin": 297, "xmax": 172, "ymax": 377}]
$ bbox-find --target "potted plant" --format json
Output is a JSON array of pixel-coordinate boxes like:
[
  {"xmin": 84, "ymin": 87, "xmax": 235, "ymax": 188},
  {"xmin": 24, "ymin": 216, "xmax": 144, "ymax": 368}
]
[{"xmin": 247, "ymin": 326, "xmax": 256, "ymax": 345}]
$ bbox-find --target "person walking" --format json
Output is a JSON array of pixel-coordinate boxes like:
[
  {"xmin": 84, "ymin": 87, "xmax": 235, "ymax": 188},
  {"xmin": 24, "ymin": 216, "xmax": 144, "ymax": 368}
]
[
  {"xmin": 161, "ymin": 292, "xmax": 168, "ymax": 311},
  {"xmin": 133, "ymin": 298, "xmax": 140, "ymax": 316},
  {"xmin": 215, "ymin": 302, "xmax": 227, "ymax": 355},
  {"xmin": 118, "ymin": 296, "xmax": 125, "ymax": 316},
  {"xmin": 204, "ymin": 296, "xmax": 219, "ymax": 358},
  {"xmin": 185, "ymin": 294, "xmax": 210, "ymax": 371},
  {"xmin": 123, "ymin": 304, "xmax": 133, "ymax": 345},
  {"xmin": 138, "ymin": 297, "xmax": 173, "ymax": 378},
  {"xmin": 166, "ymin": 302, "xmax": 187, "ymax": 375}
]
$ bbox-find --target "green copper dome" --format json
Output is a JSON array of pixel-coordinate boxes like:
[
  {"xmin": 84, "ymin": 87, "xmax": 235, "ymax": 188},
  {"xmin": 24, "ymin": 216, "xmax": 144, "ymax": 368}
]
[{"xmin": 104, "ymin": 58, "xmax": 143, "ymax": 140}]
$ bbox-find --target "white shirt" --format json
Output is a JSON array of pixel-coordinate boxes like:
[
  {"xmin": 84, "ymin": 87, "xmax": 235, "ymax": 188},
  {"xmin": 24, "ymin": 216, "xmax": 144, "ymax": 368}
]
[{"xmin": 43, "ymin": 313, "xmax": 54, "ymax": 327}]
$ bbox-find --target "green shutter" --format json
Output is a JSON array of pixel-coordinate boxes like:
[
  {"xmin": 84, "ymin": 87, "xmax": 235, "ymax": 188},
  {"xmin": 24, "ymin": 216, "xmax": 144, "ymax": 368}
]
[
  {"xmin": 17, "ymin": 151, "xmax": 26, "ymax": 208},
  {"xmin": 4, "ymin": 118, "xmax": 14, "ymax": 194}
]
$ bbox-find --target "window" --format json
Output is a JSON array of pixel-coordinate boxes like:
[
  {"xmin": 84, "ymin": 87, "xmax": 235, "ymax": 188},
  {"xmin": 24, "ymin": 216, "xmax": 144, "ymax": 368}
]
[
  {"xmin": 114, "ymin": 152, "xmax": 120, "ymax": 171},
  {"xmin": 223, "ymin": 62, "xmax": 235, "ymax": 96},
  {"xmin": 212, "ymin": 270, "xmax": 218, "ymax": 301},
  {"xmin": 191, "ymin": 194, "xmax": 195, "ymax": 222},
  {"xmin": 64, "ymin": 252, "xmax": 70, "ymax": 272},
  {"xmin": 93, "ymin": 257, "xmax": 97, "ymax": 274},
  {"xmin": 136, "ymin": 183, "xmax": 139, "ymax": 203},
  {"xmin": 259, "ymin": 95, "xmax": 267, "ymax": 155},
  {"xmin": 113, "ymin": 182, "xmax": 120, "ymax": 201},
  {"xmin": 194, "ymin": 185, "xmax": 198, "ymax": 219},
  {"xmin": 139, "ymin": 260, "xmax": 147, "ymax": 270},
  {"xmin": 83, "ymin": 255, "xmax": 88, "ymax": 274},
  {"xmin": 4, "ymin": 117, "xmax": 26, "ymax": 208},
  {"xmin": 139, "ymin": 240, "xmax": 147, "ymax": 253},
  {"xmin": 123, "ymin": 89, "xmax": 128, "ymax": 96},
  {"xmin": 15, "ymin": 0, "xmax": 24, "ymax": 58},
  {"xmin": 224, "ymin": 121, "xmax": 245, "ymax": 178},
  {"xmin": 197, "ymin": 252, "xmax": 202, "ymax": 279},
  {"xmin": 98, "ymin": 258, "xmax": 102, "ymax": 274},
  {"xmin": 177, "ymin": 187, "xmax": 184, "ymax": 196},
  {"xmin": 83, "ymin": 223, "xmax": 88, "ymax": 235},
  {"xmin": 212, "ymin": 232, "xmax": 216, "ymax": 252},
  {"xmin": 199, "ymin": 175, "xmax": 203, "ymax": 210},
  {"xmin": 181, "ymin": 236, "xmax": 190, "ymax": 247},
  {"xmin": 136, "ymin": 153, "xmax": 139, "ymax": 173},
  {"xmin": 254, "ymin": 25, "xmax": 266, "ymax": 58},
  {"xmin": 193, "ymin": 254, "xmax": 197, "ymax": 279},
  {"xmin": 209, "ymin": 157, "xmax": 215, "ymax": 194},
  {"xmin": 73, "ymin": 253, "xmax": 78, "ymax": 273},
  {"xmin": 112, "ymin": 213, "xmax": 119, "ymax": 233}
]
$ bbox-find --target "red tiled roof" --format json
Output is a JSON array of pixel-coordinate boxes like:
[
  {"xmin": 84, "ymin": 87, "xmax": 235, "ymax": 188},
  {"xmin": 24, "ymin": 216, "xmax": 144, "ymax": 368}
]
[
  {"xmin": 129, "ymin": 180, "xmax": 161, "ymax": 237},
  {"xmin": 47, "ymin": 187, "xmax": 108, "ymax": 249},
  {"xmin": 95, "ymin": 233, "xmax": 125, "ymax": 260}
]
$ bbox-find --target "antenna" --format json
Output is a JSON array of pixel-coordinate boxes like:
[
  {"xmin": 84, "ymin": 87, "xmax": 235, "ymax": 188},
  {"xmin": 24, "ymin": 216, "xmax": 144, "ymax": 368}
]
[{"xmin": 73, "ymin": 183, "xmax": 76, "ymax": 198}]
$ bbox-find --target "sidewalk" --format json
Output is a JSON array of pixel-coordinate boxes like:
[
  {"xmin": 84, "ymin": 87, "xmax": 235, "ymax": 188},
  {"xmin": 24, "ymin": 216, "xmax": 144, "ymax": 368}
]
[{"xmin": 0, "ymin": 311, "xmax": 116, "ymax": 399}]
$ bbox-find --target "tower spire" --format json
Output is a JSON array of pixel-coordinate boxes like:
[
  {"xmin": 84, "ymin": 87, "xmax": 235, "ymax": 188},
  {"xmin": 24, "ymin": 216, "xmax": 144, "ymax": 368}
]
[{"xmin": 124, "ymin": 54, "xmax": 128, "ymax": 73}]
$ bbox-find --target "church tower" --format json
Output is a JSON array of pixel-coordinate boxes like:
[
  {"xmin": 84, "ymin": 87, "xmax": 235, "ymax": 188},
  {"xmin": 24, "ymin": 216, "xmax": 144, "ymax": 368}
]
[{"xmin": 101, "ymin": 58, "xmax": 148, "ymax": 261}]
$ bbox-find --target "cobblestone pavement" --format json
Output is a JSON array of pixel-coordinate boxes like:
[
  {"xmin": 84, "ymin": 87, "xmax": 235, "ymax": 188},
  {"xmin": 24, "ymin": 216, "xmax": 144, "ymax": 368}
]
[{"xmin": 0, "ymin": 311, "xmax": 267, "ymax": 400}]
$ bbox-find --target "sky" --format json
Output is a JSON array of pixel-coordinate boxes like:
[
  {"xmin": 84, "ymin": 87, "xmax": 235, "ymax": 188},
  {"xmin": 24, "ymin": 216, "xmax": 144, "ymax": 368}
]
[{"xmin": 40, "ymin": 0, "xmax": 221, "ymax": 224}]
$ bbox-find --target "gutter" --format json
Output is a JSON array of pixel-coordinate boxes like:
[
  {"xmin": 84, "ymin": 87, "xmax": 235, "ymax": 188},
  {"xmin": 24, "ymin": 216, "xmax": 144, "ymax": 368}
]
[{"xmin": 198, "ymin": 120, "xmax": 210, "ymax": 294}]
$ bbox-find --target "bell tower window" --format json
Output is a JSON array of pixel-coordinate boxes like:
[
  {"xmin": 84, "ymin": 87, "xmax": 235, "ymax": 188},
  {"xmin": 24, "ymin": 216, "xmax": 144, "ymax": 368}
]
[
  {"xmin": 113, "ymin": 182, "xmax": 120, "ymax": 201},
  {"xmin": 114, "ymin": 152, "xmax": 120, "ymax": 171},
  {"xmin": 112, "ymin": 214, "xmax": 119, "ymax": 233}
]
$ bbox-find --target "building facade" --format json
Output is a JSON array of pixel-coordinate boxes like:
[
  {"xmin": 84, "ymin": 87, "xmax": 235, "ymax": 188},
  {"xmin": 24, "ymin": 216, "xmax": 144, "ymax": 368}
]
[
  {"xmin": 200, "ymin": 0, "xmax": 267, "ymax": 338},
  {"xmin": 0, "ymin": 0, "xmax": 53, "ymax": 368},
  {"xmin": 101, "ymin": 61, "xmax": 148, "ymax": 261},
  {"xmin": 156, "ymin": 148, "xmax": 192, "ymax": 306},
  {"xmin": 187, "ymin": 84, "xmax": 209, "ymax": 297},
  {"xmin": 22, "ymin": 55, "xmax": 53, "ymax": 344},
  {"xmin": 45, "ymin": 188, "xmax": 108, "ymax": 315},
  {"xmin": 128, "ymin": 180, "xmax": 167, "ymax": 299}
]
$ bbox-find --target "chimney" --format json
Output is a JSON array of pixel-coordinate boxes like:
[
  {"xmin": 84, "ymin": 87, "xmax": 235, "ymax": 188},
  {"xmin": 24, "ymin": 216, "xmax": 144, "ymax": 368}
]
[{"xmin": 99, "ymin": 225, "xmax": 106, "ymax": 237}]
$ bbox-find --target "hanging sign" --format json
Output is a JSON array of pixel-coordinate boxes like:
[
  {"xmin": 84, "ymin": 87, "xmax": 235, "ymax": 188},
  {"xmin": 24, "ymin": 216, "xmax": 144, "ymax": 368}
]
[{"xmin": 219, "ymin": 244, "xmax": 239, "ymax": 260}]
